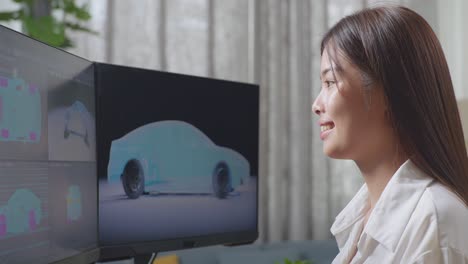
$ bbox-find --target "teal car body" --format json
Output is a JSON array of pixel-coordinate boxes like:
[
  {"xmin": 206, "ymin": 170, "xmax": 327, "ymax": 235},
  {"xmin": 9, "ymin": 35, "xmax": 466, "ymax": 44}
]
[
  {"xmin": 0, "ymin": 75, "xmax": 41, "ymax": 142},
  {"xmin": 0, "ymin": 188, "xmax": 42, "ymax": 236},
  {"xmin": 107, "ymin": 120, "xmax": 250, "ymax": 198},
  {"xmin": 64, "ymin": 100, "xmax": 91, "ymax": 146}
]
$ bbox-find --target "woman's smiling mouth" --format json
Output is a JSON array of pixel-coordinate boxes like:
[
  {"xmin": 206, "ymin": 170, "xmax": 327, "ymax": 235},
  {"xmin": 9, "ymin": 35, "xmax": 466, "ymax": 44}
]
[
  {"xmin": 320, "ymin": 124, "xmax": 334, "ymax": 132},
  {"xmin": 320, "ymin": 122, "xmax": 335, "ymax": 140}
]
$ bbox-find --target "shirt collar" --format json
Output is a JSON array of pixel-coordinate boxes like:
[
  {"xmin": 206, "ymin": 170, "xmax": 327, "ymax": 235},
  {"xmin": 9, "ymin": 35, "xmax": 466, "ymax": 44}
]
[{"xmin": 330, "ymin": 159, "xmax": 435, "ymax": 252}]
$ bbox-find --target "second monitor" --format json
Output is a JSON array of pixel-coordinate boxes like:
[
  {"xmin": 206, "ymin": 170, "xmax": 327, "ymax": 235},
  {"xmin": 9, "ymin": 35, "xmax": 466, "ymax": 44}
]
[{"xmin": 95, "ymin": 63, "xmax": 259, "ymax": 261}]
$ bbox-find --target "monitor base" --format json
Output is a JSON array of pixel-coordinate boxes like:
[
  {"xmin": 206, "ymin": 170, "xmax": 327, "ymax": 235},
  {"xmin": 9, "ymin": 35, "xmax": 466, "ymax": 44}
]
[
  {"xmin": 96, "ymin": 253, "xmax": 157, "ymax": 264},
  {"xmin": 134, "ymin": 253, "xmax": 157, "ymax": 264}
]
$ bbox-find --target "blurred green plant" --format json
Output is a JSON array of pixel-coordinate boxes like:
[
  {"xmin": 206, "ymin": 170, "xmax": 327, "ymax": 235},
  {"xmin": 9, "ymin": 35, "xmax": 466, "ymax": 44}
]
[
  {"xmin": 275, "ymin": 259, "xmax": 312, "ymax": 264},
  {"xmin": 0, "ymin": 0, "xmax": 97, "ymax": 48}
]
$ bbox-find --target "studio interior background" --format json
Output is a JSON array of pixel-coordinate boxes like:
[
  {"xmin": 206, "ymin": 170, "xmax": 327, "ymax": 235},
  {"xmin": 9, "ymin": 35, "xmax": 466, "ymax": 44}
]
[{"xmin": 1, "ymin": 0, "xmax": 467, "ymax": 243}]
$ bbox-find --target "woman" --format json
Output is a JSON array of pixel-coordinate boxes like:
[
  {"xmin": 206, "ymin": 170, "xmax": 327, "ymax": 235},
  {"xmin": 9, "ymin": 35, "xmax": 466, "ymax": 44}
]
[{"xmin": 312, "ymin": 6, "xmax": 468, "ymax": 263}]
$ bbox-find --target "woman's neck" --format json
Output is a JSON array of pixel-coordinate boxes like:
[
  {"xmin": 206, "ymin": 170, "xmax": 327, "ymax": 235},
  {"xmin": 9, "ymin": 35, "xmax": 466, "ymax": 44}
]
[{"xmin": 355, "ymin": 154, "xmax": 407, "ymax": 210}]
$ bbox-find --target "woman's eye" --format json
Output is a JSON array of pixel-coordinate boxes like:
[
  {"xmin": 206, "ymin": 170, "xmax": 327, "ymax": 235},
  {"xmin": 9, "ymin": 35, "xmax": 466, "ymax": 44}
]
[{"xmin": 324, "ymin": 80, "xmax": 335, "ymax": 87}]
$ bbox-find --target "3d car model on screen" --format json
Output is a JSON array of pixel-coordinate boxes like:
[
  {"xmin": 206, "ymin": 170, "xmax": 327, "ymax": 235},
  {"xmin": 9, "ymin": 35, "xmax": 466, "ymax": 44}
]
[
  {"xmin": 107, "ymin": 120, "xmax": 250, "ymax": 199},
  {"xmin": 0, "ymin": 75, "xmax": 41, "ymax": 142},
  {"xmin": 63, "ymin": 100, "xmax": 91, "ymax": 146},
  {"xmin": 0, "ymin": 188, "xmax": 42, "ymax": 236}
]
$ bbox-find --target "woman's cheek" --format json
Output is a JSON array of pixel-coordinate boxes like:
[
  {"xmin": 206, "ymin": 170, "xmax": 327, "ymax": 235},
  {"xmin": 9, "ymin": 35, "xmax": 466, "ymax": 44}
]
[{"xmin": 325, "ymin": 88, "xmax": 342, "ymax": 114}]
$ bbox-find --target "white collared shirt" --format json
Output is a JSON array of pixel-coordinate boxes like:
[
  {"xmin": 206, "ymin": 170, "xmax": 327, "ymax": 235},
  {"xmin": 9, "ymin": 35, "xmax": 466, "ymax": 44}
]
[{"xmin": 330, "ymin": 159, "xmax": 468, "ymax": 264}]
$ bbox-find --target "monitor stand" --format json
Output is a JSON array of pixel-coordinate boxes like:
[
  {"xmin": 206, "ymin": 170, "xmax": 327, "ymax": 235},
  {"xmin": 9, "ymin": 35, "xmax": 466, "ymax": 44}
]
[
  {"xmin": 134, "ymin": 253, "xmax": 157, "ymax": 264},
  {"xmin": 97, "ymin": 253, "xmax": 157, "ymax": 264}
]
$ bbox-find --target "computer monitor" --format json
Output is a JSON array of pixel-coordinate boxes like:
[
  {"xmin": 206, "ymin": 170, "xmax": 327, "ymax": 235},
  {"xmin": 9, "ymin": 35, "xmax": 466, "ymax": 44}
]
[
  {"xmin": 96, "ymin": 63, "xmax": 259, "ymax": 261},
  {"xmin": 0, "ymin": 25, "xmax": 99, "ymax": 263}
]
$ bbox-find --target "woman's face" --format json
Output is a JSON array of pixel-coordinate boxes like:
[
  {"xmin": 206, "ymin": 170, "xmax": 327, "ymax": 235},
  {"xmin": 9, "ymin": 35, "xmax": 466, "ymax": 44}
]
[{"xmin": 312, "ymin": 48, "xmax": 392, "ymax": 162}]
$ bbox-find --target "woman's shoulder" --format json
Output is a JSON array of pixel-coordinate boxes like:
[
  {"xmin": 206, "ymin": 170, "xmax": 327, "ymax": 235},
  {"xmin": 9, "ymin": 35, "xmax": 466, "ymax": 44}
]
[
  {"xmin": 390, "ymin": 179, "xmax": 468, "ymax": 262},
  {"xmin": 424, "ymin": 181, "xmax": 468, "ymax": 221},
  {"xmin": 417, "ymin": 181, "xmax": 468, "ymax": 251}
]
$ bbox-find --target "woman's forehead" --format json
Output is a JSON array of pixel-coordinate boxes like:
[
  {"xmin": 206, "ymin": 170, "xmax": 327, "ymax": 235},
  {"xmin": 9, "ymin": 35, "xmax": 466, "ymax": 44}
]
[
  {"xmin": 321, "ymin": 48, "xmax": 358, "ymax": 76},
  {"xmin": 321, "ymin": 50, "xmax": 345, "ymax": 77}
]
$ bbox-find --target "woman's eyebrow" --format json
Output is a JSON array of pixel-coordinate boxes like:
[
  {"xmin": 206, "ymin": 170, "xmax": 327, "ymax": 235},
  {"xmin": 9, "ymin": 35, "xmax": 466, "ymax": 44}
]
[
  {"xmin": 321, "ymin": 68, "xmax": 332, "ymax": 79},
  {"xmin": 320, "ymin": 65, "xmax": 342, "ymax": 78}
]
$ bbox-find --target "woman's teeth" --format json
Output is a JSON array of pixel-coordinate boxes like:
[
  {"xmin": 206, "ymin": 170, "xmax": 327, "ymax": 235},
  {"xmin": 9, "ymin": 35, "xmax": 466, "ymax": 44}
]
[{"xmin": 320, "ymin": 124, "xmax": 334, "ymax": 132}]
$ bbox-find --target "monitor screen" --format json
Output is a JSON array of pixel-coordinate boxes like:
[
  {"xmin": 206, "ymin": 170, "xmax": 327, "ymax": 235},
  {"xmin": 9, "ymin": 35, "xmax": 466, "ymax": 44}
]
[
  {"xmin": 0, "ymin": 26, "xmax": 98, "ymax": 263},
  {"xmin": 96, "ymin": 63, "xmax": 259, "ymax": 260}
]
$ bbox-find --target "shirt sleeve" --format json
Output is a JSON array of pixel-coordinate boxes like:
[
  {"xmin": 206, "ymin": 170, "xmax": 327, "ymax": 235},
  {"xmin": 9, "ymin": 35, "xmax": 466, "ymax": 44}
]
[{"xmin": 412, "ymin": 247, "xmax": 468, "ymax": 264}]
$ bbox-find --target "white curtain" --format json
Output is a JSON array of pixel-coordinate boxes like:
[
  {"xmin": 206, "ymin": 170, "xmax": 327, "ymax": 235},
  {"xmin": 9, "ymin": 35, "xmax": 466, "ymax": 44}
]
[{"xmin": 1, "ymin": 0, "xmax": 456, "ymax": 243}]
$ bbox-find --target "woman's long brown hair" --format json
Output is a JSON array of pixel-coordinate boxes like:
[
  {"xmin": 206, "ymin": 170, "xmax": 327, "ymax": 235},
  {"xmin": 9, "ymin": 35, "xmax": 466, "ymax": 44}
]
[{"xmin": 321, "ymin": 6, "xmax": 468, "ymax": 205}]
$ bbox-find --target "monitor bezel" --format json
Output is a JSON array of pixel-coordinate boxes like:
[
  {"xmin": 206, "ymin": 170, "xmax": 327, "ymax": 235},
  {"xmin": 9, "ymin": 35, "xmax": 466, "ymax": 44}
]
[
  {"xmin": 98, "ymin": 231, "xmax": 258, "ymax": 261},
  {"xmin": 50, "ymin": 248, "xmax": 101, "ymax": 264}
]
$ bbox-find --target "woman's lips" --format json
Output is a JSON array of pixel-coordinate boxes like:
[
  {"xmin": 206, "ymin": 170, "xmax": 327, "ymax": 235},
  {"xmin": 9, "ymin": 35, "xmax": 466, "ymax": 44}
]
[
  {"xmin": 319, "ymin": 122, "xmax": 334, "ymax": 140},
  {"xmin": 320, "ymin": 127, "xmax": 333, "ymax": 140}
]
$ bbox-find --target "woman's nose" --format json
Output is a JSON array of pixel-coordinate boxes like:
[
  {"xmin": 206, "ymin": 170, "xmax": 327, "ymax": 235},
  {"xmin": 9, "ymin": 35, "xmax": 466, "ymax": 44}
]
[{"xmin": 312, "ymin": 100, "xmax": 322, "ymax": 115}]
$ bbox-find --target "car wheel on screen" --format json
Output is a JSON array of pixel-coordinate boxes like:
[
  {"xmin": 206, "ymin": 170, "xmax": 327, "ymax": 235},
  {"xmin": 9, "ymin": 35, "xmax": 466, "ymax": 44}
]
[
  {"xmin": 212, "ymin": 162, "xmax": 231, "ymax": 199},
  {"xmin": 122, "ymin": 159, "xmax": 145, "ymax": 199}
]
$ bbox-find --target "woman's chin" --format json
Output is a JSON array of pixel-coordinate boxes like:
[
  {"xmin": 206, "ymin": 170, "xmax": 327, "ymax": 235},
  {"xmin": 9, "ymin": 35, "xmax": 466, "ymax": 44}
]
[
  {"xmin": 323, "ymin": 146, "xmax": 336, "ymax": 158},
  {"xmin": 323, "ymin": 144, "xmax": 347, "ymax": 159}
]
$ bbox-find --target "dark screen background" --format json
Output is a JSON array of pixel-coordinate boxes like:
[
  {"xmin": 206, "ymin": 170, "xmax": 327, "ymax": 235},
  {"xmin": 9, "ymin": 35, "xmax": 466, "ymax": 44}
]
[{"xmin": 96, "ymin": 63, "xmax": 259, "ymax": 179}]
